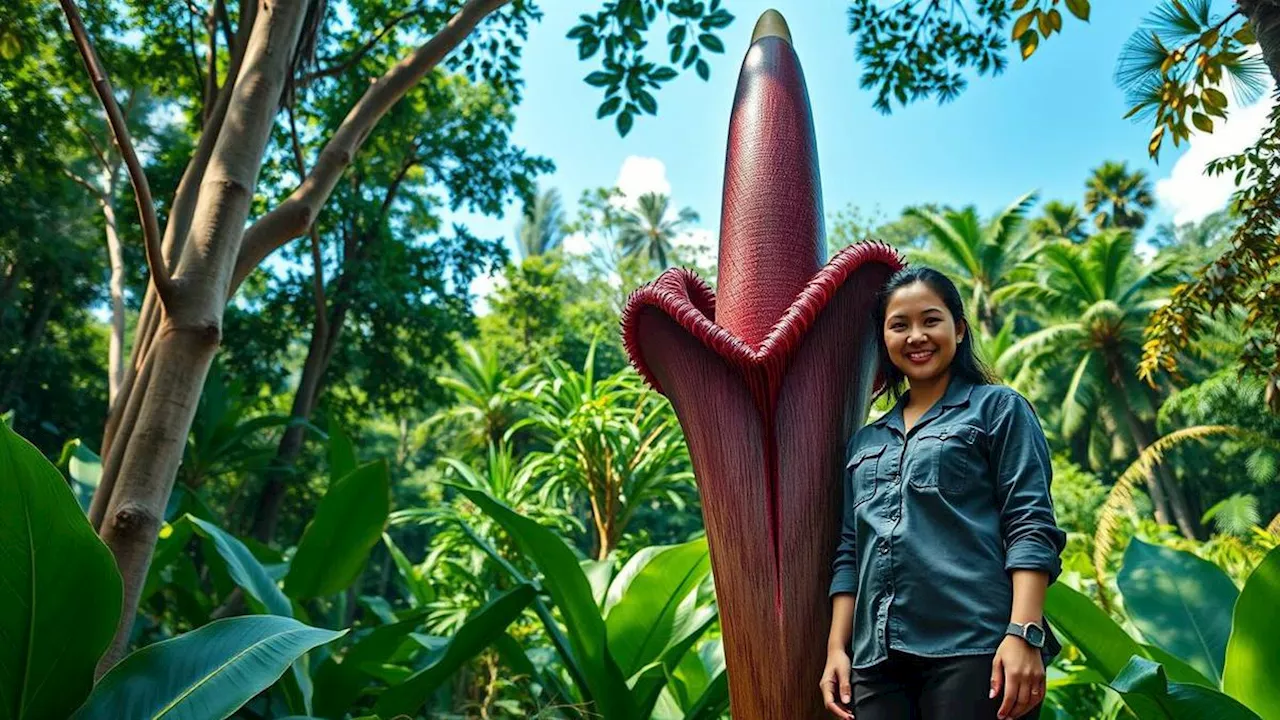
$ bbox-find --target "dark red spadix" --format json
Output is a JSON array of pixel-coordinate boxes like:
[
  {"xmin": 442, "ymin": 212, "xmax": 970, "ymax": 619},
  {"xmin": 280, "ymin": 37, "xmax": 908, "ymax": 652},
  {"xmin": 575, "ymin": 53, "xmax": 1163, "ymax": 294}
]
[
  {"xmin": 716, "ymin": 9, "xmax": 825, "ymax": 348},
  {"xmin": 620, "ymin": 9, "xmax": 903, "ymax": 719}
]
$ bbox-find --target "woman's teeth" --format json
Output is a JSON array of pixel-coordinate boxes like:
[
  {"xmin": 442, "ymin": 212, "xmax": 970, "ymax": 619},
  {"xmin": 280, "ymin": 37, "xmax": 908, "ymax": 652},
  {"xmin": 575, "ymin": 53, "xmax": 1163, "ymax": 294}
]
[{"xmin": 907, "ymin": 350, "xmax": 934, "ymax": 363}]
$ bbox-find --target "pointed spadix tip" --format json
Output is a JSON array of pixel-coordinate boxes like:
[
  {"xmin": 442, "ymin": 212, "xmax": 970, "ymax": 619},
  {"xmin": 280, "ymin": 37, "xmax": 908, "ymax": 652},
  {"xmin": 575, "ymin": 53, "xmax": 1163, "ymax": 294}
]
[{"xmin": 751, "ymin": 9, "xmax": 791, "ymax": 46}]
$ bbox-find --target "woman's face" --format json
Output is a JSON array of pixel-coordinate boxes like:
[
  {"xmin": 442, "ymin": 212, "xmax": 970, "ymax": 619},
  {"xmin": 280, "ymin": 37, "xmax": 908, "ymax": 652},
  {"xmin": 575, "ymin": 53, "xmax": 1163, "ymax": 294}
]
[{"xmin": 882, "ymin": 281, "xmax": 965, "ymax": 387}]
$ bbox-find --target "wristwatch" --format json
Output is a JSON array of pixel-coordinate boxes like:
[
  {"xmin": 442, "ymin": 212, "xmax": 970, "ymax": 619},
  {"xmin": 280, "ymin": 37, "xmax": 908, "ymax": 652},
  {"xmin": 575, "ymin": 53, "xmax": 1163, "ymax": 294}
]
[{"xmin": 1006, "ymin": 620, "xmax": 1046, "ymax": 649}]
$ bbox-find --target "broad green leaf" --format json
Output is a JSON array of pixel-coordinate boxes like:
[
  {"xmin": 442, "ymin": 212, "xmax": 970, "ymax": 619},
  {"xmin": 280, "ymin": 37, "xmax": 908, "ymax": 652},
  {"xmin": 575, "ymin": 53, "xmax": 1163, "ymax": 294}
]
[
  {"xmin": 312, "ymin": 609, "xmax": 430, "ymax": 717},
  {"xmin": 382, "ymin": 532, "xmax": 434, "ymax": 606},
  {"xmin": 1142, "ymin": 644, "xmax": 1215, "ymax": 688},
  {"xmin": 456, "ymin": 486, "xmax": 637, "ymax": 718},
  {"xmin": 1118, "ymin": 539, "xmax": 1237, "ymax": 684},
  {"xmin": 632, "ymin": 602, "xmax": 717, "ymax": 716},
  {"xmin": 1065, "ymin": 0, "xmax": 1090, "ymax": 21},
  {"xmin": 581, "ymin": 558, "xmax": 615, "ymax": 610},
  {"xmin": 73, "ymin": 616, "xmax": 344, "ymax": 720},
  {"xmin": 187, "ymin": 516, "xmax": 291, "ymax": 617},
  {"xmin": 1109, "ymin": 656, "xmax": 1261, "ymax": 720},
  {"xmin": 1044, "ymin": 583, "xmax": 1163, "ymax": 718},
  {"xmin": 1045, "ymin": 583, "xmax": 1144, "ymax": 678},
  {"xmin": 284, "ymin": 461, "xmax": 390, "ymax": 599},
  {"xmin": 1224, "ymin": 546, "xmax": 1280, "ymax": 719},
  {"xmin": 605, "ymin": 538, "xmax": 711, "ymax": 677},
  {"xmin": 0, "ymin": 423, "xmax": 123, "ymax": 720},
  {"xmin": 327, "ymin": 418, "xmax": 356, "ymax": 482},
  {"xmin": 374, "ymin": 584, "xmax": 536, "ymax": 717}
]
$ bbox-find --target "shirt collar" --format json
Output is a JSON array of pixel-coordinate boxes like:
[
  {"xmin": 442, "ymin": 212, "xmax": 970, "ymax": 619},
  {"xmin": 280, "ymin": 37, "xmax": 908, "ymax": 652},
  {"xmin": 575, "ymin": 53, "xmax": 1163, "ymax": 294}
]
[{"xmin": 872, "ymin": 375, "xmax": 975, "ymax": 432}]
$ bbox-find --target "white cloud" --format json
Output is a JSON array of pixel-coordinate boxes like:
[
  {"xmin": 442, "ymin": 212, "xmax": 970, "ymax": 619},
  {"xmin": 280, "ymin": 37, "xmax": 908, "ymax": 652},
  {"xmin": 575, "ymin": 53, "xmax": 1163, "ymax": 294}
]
[
  {"xmin": 562, "ymin": 230, "xmax": 594, "ymax": 256},
  {"xmin": 614, "ymin": 156, "xmax": 672, "ymax": 208},
  {"xmin": 1156, "ymin": 84, "xmax": 1276, "ymax": 226}
]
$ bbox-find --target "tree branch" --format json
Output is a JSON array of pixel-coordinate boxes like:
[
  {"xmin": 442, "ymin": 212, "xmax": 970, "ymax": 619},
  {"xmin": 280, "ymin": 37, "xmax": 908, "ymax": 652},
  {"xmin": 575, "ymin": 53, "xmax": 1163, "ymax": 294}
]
[
  {"xmin": 216, "ymin": 0, "xmax": 234, "ymax": 55},
  {"xmin": 59, "ymin": 0, "xmax": 178, "ymax": 311},
  {"xmin": 230, "ymin": 0, "xmax": 511, "ymax": 296},
  {"xmin": 287, "ymin": 103, "xmax": 328, "ymax": 339},
  {"xmin": 62, "ymin": 167, "xmax": 103, "ymax": 198},
  {"xmin": 205, "ymin": 4, "xmax": 219, "ymax": 123},
  {"xmin": 299, "ymin": 7, "xmax": 426, "ymax": 86}
]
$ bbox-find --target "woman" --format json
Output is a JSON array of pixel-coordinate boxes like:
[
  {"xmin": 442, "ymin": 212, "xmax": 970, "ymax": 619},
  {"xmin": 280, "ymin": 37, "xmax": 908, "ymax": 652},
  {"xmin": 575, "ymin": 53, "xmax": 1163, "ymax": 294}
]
[{"xmin": 819, "ymin": 267, "xmax": 1067, "ymax": 720}]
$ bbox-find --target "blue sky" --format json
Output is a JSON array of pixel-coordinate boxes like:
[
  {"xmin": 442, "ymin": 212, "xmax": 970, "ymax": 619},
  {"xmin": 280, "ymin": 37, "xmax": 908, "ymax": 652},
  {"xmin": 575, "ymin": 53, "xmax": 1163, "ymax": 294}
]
[{"xmin": 457, "ymin": 1, "xmax": 1273, "ymax": 300}]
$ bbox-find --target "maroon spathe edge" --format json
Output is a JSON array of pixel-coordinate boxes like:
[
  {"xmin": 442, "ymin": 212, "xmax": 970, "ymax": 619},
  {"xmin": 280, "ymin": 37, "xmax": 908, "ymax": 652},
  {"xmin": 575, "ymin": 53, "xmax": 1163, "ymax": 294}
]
[{"xmin": 620, "ymin": 239, "xmax": 904, "ymax": 400}]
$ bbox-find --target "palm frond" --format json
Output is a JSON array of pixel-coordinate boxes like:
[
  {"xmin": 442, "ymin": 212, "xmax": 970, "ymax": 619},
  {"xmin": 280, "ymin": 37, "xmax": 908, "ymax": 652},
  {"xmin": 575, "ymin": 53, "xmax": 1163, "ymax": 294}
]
[
  {"xmin": 904, "ymin": 207, "xmax": 981, "ymax": 276},
  {"xmin": 990, "ymin": 191, "xmax": 1040, "ymax": 249},
  {"xmin": 1093, "ymin": 424, "xmax": 1253, "ymax": 583},
  {"xmin": 998, "ymin": 323, "xmax": 1085, "ymax": 375},
  {"xmin": 1267, "ymin": 513, "xmax": 1280, "ymax": 538},
  {"xmin": 1201, "ymin": 493, "xmax": 1261, "ymax": 537}
]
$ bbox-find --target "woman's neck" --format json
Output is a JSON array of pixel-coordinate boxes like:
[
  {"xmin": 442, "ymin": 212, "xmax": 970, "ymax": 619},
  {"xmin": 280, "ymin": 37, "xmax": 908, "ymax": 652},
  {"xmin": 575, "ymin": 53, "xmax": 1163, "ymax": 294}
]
[{"xmin": 906, "ymin": 371, "xmax": 952, "ymax": 413}]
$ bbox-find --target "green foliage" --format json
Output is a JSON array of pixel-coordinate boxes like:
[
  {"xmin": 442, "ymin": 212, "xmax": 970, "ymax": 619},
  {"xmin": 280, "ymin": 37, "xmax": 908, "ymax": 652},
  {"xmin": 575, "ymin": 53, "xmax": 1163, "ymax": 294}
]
[
  {"xmin": 1046, "ymin": 539, "xmax": 1280, "ymax": 720},
  {"xmin": 1117, "ymin": 539, "xmax": 1237, "ymax": 684},
  {"xmin": 73, "ymin": 616, "xmax": 345, "ymax": 720},
  {"xmin": 460, "ymin": 485, "xmax": 724, "ymax": 720},
  {"xmin": 846, "ymin": 0, "xmax": 1090, "ymax": 113},
  {"xmin": 1224, "ymin": 546, "xmax": 1280, "ymax": 718},
  {"xmin": 0, "ymin": 422, "xmax": 121, "ymax": 720},
  {"xmin": 568, "ymin": 0, "xmax": 734, "ymax": 135},
  {"xmin": 1083, "ymin": 161, "xmax": 1155, "ymax": 231},
  {"xmin": 1116, "ymin": 0, "xmax": 1268, "ymax": 160},
  {"xmin": 284, "ymin": 460, "xmax": 391, "ymax": 599},
  {"xmin": 1141, "ymin": 103, "xmax": 1280, "ymax": 391},
  {"xmin": 374, "ymin": 584, "xmax": 536, "ymax": 717}
]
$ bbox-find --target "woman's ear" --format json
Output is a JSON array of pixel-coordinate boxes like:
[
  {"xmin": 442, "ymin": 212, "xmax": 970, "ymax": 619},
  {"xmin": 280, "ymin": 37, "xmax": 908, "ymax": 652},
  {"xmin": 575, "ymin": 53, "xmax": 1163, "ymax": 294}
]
[{"xmin": 957, "ymin": 319, "xmax": 967, "ymax": 345}]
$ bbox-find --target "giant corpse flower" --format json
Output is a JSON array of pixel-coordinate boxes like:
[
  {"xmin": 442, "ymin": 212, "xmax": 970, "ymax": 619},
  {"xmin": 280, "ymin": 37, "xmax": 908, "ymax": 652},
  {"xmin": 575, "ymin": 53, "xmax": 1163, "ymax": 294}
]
[{"xmin": 620, "ymin": 10, "xmax": 904, "ymax": 719}]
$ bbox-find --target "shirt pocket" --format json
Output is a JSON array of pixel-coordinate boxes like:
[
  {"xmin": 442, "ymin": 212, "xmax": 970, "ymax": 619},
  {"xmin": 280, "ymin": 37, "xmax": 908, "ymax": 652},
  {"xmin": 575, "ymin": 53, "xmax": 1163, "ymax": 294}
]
[
  {"xmin": 846, "ymin": 444, "xmax": 887, "ymax": 507},
  {"xmin": 909, "ymin": 423, "xmax": 981, "ymax": 496}
]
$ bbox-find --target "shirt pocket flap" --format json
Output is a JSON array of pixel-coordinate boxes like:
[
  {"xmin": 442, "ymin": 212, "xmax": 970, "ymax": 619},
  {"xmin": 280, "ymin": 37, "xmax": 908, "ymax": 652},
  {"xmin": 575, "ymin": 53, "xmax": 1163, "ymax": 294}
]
[
  {"xmin": 846, "ymin": 444, "xmax": 887, "ymax": 471},
  {"xmin": 918, "ymin": 423, "xmax": 980, "ymax": 444}
]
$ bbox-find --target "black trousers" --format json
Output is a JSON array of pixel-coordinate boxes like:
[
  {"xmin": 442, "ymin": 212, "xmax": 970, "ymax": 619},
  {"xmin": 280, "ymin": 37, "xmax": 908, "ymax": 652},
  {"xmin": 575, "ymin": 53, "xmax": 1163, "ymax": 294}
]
[{"xmin": 850, "ymin": 649, "xmax": 1043, "ymax": 720}]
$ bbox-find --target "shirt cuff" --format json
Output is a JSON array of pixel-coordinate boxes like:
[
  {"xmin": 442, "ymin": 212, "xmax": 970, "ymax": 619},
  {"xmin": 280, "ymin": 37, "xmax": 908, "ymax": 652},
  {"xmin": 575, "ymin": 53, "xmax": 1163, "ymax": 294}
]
[
  {"xmin": 829, "ymin": 569, "xmax": 857, "ymax": 597},
  {"xmin": 1005, "ymin": 538, "xmax": 1062, "ymax": 585}
]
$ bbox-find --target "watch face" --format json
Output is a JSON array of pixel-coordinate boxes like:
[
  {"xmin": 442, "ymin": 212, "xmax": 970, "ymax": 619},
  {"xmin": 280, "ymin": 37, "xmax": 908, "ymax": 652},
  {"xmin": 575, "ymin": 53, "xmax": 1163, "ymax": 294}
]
[{"xmin": 1026, "ymin": 624, "xmax": 1045, "ymax": 647}]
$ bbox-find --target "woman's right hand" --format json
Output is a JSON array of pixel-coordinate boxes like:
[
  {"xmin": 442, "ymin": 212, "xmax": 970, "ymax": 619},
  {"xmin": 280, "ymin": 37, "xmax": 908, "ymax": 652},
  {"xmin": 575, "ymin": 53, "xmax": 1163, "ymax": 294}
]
[{"xmin": 820, "ymin": 648, "xmax": 855, "ymax": 719}]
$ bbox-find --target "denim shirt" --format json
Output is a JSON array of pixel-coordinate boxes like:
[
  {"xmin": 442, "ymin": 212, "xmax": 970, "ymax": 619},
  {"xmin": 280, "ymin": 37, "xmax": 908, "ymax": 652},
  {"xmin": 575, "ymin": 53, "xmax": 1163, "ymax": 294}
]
[{"xmin": 829, "ymin": 377, "xmax": 1067, "ymax": 670}]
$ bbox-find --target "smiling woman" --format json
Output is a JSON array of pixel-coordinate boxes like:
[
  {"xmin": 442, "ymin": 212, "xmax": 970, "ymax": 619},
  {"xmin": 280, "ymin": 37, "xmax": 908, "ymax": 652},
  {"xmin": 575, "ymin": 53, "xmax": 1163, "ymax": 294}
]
[{"xmin": 822, "ymin": 266, "xmax": 1068, "ymax": 720}]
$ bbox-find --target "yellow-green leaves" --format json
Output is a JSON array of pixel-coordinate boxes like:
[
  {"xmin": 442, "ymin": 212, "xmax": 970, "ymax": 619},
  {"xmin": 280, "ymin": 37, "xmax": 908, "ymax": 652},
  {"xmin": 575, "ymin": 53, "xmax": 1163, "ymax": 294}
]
[{"xmin": 1010, "ymin": 0, "xmax": 1089, "ymax": 61}]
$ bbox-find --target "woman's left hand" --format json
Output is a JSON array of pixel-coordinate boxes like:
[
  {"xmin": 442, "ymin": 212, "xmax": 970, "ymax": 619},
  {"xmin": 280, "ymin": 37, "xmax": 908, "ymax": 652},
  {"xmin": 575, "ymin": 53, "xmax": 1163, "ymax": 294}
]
[{"xmin": 990, "ymin": 634, "xmax": 1045, "ymax": 719}]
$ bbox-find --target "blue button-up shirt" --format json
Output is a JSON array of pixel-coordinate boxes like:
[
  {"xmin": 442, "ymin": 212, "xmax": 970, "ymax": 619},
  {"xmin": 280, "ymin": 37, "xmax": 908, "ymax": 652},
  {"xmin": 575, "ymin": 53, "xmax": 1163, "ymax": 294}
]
[{"xmin": 829, "ymin": 377, "xmax": 1067, "ymax": 669}]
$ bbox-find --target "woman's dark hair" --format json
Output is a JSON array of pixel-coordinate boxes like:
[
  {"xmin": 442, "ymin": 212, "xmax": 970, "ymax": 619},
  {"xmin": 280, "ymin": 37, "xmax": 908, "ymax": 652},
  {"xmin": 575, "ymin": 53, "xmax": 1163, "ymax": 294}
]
[{"xmin": 874, "ymin": 266, "xmax": 997, "ymax": 400}]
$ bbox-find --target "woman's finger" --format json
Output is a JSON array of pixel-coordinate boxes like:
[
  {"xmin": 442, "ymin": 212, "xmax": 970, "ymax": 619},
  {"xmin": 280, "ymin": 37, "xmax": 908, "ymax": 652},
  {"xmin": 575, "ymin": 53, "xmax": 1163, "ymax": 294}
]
[
  {"xmin": 996, "ymin": 668, "xmax": 1019, "ymax": 719},
  {"xmin": 1013, "ymin": 676, "xmax": 1033, "ymax": 718},
  {"xmin": 989, "ymin": 654, "xmax": 1003, "ymax": 701}
]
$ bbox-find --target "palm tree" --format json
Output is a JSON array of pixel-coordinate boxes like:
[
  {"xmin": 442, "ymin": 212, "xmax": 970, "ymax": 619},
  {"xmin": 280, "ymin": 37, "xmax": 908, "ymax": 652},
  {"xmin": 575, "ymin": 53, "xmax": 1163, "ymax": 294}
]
[
  {"xmin": 516, "ymin": 187, "xmax": 567, "ymax": 259},
  {"xmin": 617, "ymin": 192, "xmax": 699, "ymax": 269},
  {"xmin": 1029, "ymin": 200, "xmax": 1088, "ymax": 242},
  {"xmin": 997, "ymin": 231, "xmax": 1198, "ymax": 539},
  {"xmin": 904, "ymin": 191, "xmax": 1041, "ymax": 336},
  {"xmin": 514, "ymin": 343, "xmax": 694, "ymax": 560},
  {"xmin": 420, "ymin": 342, "xmax": 535, "ymax": 452},
  {"xmin": 1084, "ymin": 161, "xmax": 1155, "ymax": 230}
]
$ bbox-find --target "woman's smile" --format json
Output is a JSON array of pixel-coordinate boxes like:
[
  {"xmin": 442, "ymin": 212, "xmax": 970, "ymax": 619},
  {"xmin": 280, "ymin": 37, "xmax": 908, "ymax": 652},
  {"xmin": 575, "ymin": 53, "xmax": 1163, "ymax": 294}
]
[{"xmin": 905, "ymin": 347, "xmax": 936, "ymax": 364}]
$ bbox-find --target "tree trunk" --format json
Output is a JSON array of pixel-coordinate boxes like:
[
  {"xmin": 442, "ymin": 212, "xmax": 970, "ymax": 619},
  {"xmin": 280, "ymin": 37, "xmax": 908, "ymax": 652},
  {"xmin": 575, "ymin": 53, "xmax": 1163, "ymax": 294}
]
[
  {"xmin": 101, "ymin": 168, "xmax": 127, "ymax": 407},
  {"xmin": 79, "ymin": 0, "xmax": 509, "ymax": 668},
  {"xmin": 93, "ymin": 0, "xmax": 311, "ymax": 670},
  {"xmin": 1240, "ymin": 0, "xmax": 1280, "ymax": 85},
  {"xmin": 1119, "ymin": 403, "xmax": 1199, "ymax": 540},
  {"xmin": 250, "ymin": 299, "xmax": 345, "ymax": 543}
]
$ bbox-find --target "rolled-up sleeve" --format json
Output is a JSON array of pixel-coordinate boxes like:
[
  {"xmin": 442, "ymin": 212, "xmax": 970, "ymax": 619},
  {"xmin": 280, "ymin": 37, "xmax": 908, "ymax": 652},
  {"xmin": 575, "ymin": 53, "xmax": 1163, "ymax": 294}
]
[
  {"xmin": 829, "ymin": 462, "xmax": 859, "ymax": 597},
  {"xmin": 991, "ymin": 390, "xmax": 1067, "ymax": 584}
]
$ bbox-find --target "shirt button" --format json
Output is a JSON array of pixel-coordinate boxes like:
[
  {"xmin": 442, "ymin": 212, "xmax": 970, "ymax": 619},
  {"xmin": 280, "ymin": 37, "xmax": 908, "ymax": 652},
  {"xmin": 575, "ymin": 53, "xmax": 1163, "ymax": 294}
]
[
  {"xmin": 879, "ymin": 541, "xmax": 890, "ymax": 554},
  {"xmin": 890, "ymin": 511, "xmax": 900, "ymax": 521}
]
